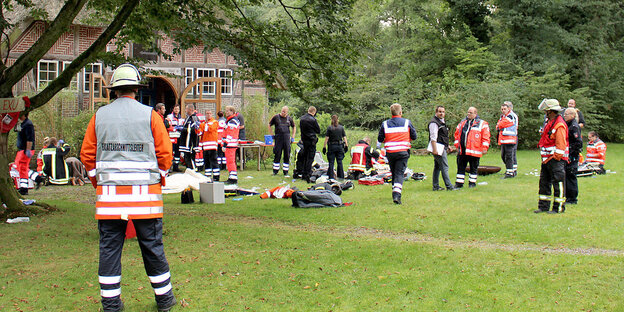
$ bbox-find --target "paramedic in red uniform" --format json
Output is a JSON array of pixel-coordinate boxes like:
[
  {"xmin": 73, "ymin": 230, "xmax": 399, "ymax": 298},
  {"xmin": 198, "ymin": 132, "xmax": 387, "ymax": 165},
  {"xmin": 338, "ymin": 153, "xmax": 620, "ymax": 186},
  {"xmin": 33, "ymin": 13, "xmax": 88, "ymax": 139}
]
[
  {"xmin": 80, "ymin": 64, "xmax": 176, "ymax": 312},
  {"xmin": 223, "ymin": 105, "xmax": 241, "ymax": 184},
  {"xmin": 14, "ymin": 112, "xmax": 43, "ymax": 194},
  {"xmin": 166, "ymin": 105, "xmax": 181, "ymax": 171},
  {"xmin": 453, "ymin": 107, "xmax": 490, "ymax": 188},
  {"xmin": 198, "ymin": 110, "xmax": 220, "ymax": 181},
  {"xmin": 377, "ymin": 103, "xmax": 417, "ymax": 204},
  {"xmin": 535, "ymin": 99, "xmax": 568, "ymax": 214}
]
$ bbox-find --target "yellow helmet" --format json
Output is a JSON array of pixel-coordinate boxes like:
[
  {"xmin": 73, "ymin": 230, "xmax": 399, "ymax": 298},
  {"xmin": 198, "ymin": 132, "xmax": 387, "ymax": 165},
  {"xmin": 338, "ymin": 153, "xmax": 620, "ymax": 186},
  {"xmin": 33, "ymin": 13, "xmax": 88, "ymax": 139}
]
[
  {"xmin": 538, "ymin": 98, "xmax": 563, "ymax": 112},
  {"xmin": 108, "ymin": 64, "xmax": 145, "ymax": 90}
]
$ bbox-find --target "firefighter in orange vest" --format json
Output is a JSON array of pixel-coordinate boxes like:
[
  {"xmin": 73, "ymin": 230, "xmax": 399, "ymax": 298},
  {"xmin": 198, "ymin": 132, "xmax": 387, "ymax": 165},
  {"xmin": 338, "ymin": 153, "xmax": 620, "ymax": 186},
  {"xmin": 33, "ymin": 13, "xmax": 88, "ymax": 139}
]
[
  {"xmin": 586, "ymin": 131, "xmax": 607, "ymax": 172},
  {"xmin": 223, "ymin": 105, "xmax": 240, "ymax": 184},
  {"xmin": 453, "ymin": 107, "xmax": 491, "ymax": 188},
  {"xmin": 347, "ymin": 137, "xmax": 379, "ymax": 180},
  {"xmin": 377, "ymin": 103, "xmax": 417, "ymax": 204},
  {"xmin": 198, "ymin": 110, "xmax": 220, "ymax": 181},
  {"xmin": 80, "ymin": 64, "xmax": 176, "ymax": 312},
  {"xmin": 535, "ymin": 99, "xmax": 568, "ymax": 214}
]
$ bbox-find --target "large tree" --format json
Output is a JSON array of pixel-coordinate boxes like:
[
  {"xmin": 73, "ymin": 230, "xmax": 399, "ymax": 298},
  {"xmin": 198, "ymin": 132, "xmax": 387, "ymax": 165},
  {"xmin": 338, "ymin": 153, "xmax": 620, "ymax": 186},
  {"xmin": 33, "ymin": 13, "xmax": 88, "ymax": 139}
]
[{"xmin": 0, "ymin": 0, "xmax": 362, "ymax": 219}]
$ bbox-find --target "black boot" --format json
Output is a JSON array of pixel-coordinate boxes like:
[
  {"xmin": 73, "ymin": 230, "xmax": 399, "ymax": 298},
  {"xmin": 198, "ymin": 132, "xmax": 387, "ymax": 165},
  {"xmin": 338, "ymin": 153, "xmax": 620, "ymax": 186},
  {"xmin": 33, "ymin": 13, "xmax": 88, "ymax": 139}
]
[
  {"xmin": 18, "ymin": 187, "xmax": 28, "ymax": 195},
  {"xmin": 392, "ymin": 192, "xmax": 401, "ymax": 205},
  {"xmin": 35, "ymin": 176, "xmax": 43, "ymax": 190}
]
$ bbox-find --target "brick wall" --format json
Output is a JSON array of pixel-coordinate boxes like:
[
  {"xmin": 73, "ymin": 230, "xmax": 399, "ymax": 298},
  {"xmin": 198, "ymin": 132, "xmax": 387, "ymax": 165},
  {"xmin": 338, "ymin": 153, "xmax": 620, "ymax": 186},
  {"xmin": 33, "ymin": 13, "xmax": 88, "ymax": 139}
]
[
  {"xmin": 207, "ymin": 48, "xmax": 226, "ymax": 64},
  {"xmin": 78, "ymin": 26, "xmax": 103, "ymax": 54},
  {"xmin": 49, "ymin": 26, "xmax": 74, "ymax": 55},
  {"xmin": 160, "ymin": 36, "xmax": 182, "ymax": 63},
  {"xmin": 184, "ymin": 45, "xmax": 205, "ymax": 63}
]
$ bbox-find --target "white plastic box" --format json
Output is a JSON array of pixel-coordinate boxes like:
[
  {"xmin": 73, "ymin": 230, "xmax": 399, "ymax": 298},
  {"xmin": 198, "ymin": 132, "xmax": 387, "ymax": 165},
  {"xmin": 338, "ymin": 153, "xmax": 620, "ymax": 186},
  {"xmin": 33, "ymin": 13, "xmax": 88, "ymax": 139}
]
[{"xmin": 199, "ymin": 182, "xmax": 225, "ymax": 204}]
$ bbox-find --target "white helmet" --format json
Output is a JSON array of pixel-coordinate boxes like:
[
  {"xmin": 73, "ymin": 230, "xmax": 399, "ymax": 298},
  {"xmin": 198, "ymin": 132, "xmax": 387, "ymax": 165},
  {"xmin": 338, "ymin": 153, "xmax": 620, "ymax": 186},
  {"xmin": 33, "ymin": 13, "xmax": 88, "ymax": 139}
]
[{"xmin": 108, "ymin": 64, "xmax": 145, "ymax": 90}]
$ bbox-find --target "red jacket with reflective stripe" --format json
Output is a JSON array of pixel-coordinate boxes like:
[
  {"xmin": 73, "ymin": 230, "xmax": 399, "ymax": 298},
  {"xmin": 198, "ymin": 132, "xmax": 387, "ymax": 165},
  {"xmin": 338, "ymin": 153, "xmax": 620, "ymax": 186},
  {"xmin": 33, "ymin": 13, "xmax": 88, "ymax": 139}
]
[
  {"xmin": 538, "ymin": 115, "xmax": 568, "ymax": 163},
  {"xmin": 224, "ymin": 115, "xmax": 240, "ymax": 148},
  {"xmin": 198, "ymin": 118, "xmax": 219, "ymax": 150},
  {"xmin": 586, "ymin": 139, "xmax": 606, "ymax": 164},
  {"xmin": 454, "ymin": 118, "xmax": 491, "ymax": 157},
  {"xmin": 378, "ymin": 117, "xmax": 416, "ymax": 153}
]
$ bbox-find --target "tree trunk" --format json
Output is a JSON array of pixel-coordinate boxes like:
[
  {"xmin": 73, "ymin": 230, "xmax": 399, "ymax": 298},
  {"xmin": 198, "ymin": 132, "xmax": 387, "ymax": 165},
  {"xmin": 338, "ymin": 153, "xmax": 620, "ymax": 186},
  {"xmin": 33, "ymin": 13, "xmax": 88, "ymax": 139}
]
[{"xmin": 0, "ymin": 132, "xmax": 55, "ymax": 220}]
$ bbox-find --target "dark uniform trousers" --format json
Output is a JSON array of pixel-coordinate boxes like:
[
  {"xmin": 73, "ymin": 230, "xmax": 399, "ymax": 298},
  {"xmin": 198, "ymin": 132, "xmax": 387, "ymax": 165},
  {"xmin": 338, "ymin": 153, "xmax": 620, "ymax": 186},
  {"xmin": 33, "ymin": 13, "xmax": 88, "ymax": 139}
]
[
  {"xmin": 538, "ymin": 159, "xmax": 566, "ymax": 212},
  {"xmin": 98, "ymin": 219, "xmax": 175, "ymax": 311},
  {"xmin": 456, "ymin": 154, "xmax": 480, "ymax": 187},
  {"xmin": 172, "ymin": 143, "xmax": 180, "ymax": 168},
  {"xmin": 273, "ymin": 135, "xmax": 291, "ymax": 174},
  {"xmin": 301, "ymin": 138, "xmax": 317, "ymax": 180},
  {"xmin": 501, "ymin": 144, "xmax": 516, "ymax": 174},
  {"xmin": 388, "ymin": 151, "xmax": 409, "ymax": 194},
  {"xmin": 203, "ymin": 150, "xmax": 219, "ymax": 180},
  {"xmin": 565, "ymin": 153, "xmax": 579, "ymax": 203},
  {"xmin": 327, "ymin": 143, "xmax": 345, "ymax": 179}
]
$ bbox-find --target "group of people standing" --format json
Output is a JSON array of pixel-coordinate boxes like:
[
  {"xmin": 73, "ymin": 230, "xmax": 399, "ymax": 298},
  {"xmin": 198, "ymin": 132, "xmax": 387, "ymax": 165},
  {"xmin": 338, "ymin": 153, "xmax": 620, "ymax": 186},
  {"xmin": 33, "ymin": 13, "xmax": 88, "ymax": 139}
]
[{"xmin": 163, "ymin": 103, "xmax": 244, "ymax": 185}]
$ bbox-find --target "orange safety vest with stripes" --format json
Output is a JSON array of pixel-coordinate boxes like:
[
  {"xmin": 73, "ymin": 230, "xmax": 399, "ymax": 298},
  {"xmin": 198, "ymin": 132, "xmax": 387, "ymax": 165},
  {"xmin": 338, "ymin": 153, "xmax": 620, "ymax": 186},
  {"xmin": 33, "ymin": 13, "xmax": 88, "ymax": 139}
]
[
  {"xmin": 349, "ymin": 143, "xmax": 369, "ymax": 172},
  {"xmin": 260, "ymin": 186, "xmax": 295, "ymax": 199},
  {"xmin": 382, "ymin": 118, "xmax": 412, "ymax": 153},
  {"xmin": 80, "ymin": 96, "xmax": 173, "ymax": 220},
  {"xmin": 586, "ymin": 139, "xmax": 606, "ymax": 164},
  {"xmin": 454, "ymin": 118, "xmax": 491, "ymax": 157},
  {"xmin": 198, "ymin": 117, "xmax": 219, "ymax": 151},
  {"xmin": 538, "ymin": 115, "xmax": 569, "ymax": 163},
  {"xmin": 224, "ymin": 115, "xmax": 240, "ymax": 148},
  {"xmin": 496, "ymin": 111, "xmax": 518, "ymax": 145}
]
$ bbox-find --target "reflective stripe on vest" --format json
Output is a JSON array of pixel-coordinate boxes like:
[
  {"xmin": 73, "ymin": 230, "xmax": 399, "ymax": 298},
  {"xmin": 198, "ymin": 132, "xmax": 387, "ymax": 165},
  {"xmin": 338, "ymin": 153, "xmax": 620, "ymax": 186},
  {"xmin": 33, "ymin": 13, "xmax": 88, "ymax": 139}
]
[
  {"xmin": 42, "ymin": 147, "xmax": 70, "ymax": 184},
  {"xmin": 383, "ymin": 120, "xmax": 411, "ymax": 152},
  {"xmin": 95, "ymin": 184, "xmax": 163, "ymax": 220},
  {"xmin": 95, "ymin": 97, "xmax": 160, "ymax": 186},
  {"xmin": 349, "ymin": 144, "xmax": 366, "ymax": 171}
]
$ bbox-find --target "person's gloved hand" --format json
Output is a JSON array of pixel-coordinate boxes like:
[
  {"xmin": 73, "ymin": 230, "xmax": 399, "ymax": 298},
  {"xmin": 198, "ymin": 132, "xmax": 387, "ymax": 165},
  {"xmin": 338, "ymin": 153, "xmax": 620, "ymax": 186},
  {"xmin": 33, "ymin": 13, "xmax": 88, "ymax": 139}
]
[
  {"xmin": 376, "ymin": 142, "xmax": 382, "ymax": 149},
  {"xmin": 58, "ymin": 139, "xmax": 65, "ymax": 145},
  {"xmin": 191, "ymin": 121, "xmax": 200, "ymax": 130},
  {"xmin": 175, "ymin": 126, "xmax": 184, "ymax": 131},
  {"xmin": 290, "ymin": 137, "xmax": 295, "ymax": 143},
  {"xmin": 322, "ymin": 147, "xmax": 327, "ymax": 155},
  {"xmin": 343, "ymin": 145, "xmax": 348, "ymax": 153},
  {"xmin": 25, "ymin": 149, "xmax": 32, "ymax": 158}
]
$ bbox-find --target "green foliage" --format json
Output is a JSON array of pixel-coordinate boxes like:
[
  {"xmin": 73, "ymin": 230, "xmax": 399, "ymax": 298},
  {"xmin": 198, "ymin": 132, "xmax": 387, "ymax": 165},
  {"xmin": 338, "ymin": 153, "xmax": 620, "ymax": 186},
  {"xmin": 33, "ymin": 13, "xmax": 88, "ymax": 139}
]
[
  {"xmin": 240, "ymin": 94, "xmax": 270, "ymax": 142},
  {"xmin": 314, "ymin": 112, "xmax": 331, "ymax": 137}
]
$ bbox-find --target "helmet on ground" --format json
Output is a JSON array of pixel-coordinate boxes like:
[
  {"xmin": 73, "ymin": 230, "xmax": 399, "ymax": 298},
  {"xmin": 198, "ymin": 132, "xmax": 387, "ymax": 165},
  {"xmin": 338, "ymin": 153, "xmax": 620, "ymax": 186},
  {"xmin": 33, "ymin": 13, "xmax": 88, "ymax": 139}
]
[{"xmin": 107, "ymin": 63, "xmax": 146, "ymax": 90}]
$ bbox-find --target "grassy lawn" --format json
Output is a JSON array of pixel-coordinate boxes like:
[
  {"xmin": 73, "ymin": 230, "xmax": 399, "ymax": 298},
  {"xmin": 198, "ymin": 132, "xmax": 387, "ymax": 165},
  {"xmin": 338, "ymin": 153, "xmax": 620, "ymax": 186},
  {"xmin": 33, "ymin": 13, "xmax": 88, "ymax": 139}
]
[{"xmin": 1, "ymin": 143, "xmax": 622, "ymax": 311}]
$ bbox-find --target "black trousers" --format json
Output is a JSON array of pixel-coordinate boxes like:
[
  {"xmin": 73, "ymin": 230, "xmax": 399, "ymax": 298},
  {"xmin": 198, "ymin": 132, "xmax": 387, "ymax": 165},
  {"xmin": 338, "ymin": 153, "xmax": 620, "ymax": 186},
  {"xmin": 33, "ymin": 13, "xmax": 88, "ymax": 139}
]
[
  {"xmin": 327, "ymin": 143, "xmax": 345, "ymax": 179},
  {"xmin": 273, "ymin": 136, "xmax": 291, "ymax": 174},
  {"xmin": 565, "ymin": 153, "xmax": 579, "ymax": 202},
  {"xmin": 388, "ymin": 151, "xmax": 409, "ymax": 194},
  {"xmin": 203, "ymin": 149, "xmax": 219, "ymax": 179},
  {"xmin": 98, "ymin": 219, "xmax": 175, "ymax": 311},
  {"xmin": 301, "ymin": 138, "xmax": 317, "ymax": 180},
  {"xmin": 183, "ymin": 150, "xmax": 196, "ymax": 171},
  {"xmin": 501, "ymin": 144, "xmax": 516, "ymax": 175},
  {"xmin": 538, "ymin": 159, "xmax": 566, "ymax": 212},
  {"xmin": 456, "ymin": 154, "xmax": 480, "ymax": 187},
  {"xmin": 172, "ymin": 143, "xmax": 180, "ymax": 166}
]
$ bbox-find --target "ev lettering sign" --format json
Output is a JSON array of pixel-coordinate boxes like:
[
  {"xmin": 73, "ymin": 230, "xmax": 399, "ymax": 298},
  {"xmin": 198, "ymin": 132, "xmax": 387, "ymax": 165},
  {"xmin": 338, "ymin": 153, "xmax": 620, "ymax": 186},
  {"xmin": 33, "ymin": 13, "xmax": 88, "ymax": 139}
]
[{"xmin": 0, "ymin": 97, "xmax": 26, "ymax": 113}]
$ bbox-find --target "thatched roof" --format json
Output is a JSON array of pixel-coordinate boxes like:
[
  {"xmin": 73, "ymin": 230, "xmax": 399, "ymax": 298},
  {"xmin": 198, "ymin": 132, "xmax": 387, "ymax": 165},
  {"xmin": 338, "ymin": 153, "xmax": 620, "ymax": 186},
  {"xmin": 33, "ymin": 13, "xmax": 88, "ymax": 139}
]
[{"xmin": 5, "ymin": 0, "xmax": 95, "ymax": 25}]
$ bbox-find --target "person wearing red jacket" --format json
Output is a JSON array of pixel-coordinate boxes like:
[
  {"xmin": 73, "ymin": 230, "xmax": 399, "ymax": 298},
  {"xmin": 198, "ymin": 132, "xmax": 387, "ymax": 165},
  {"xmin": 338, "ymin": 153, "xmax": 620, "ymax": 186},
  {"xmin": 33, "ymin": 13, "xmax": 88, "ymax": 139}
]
[
  {"xmin": 198, "ymin": 110, "xmax": 220, "ymax": 181},
  {"xmin": 454, "ymin": 107, "xmax": 490, "ymax": 188},
  {"xmin": 535, "ymin": 99, "xmax": 568, "ymax": 214},
  {"xmin": 223, "ymin": 106, "xmax": 240, "ymax": 184},
  {"xmin": 80, "ymin": 64, "xmax": 176, "ymax": 312},
  {"xmin": 496, "ymin": 101, "xmax": 519, "ymax": 178},
  {"xmin": 586, "ymin": 131, "xmax": 607, "ymax": 172}
]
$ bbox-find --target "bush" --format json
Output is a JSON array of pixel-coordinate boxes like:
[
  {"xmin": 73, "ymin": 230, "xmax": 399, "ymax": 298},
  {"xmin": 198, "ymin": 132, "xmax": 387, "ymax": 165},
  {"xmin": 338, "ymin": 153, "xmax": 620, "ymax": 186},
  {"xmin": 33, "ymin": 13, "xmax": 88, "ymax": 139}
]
[{"xmin": 241, "ymin": 94, "xmax": 270, "ymax": 142}]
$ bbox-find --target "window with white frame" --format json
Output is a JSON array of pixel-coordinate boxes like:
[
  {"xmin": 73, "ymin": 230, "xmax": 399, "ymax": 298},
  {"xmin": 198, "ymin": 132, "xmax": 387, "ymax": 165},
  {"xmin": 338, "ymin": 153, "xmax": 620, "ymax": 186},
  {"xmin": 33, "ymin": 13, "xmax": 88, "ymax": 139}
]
[
  {"xmin": 37, "ymin": 60, "xmax": 58, "ymax": 90},
  {"xmin": 83, "ymin": 63, "xmax": 103, "ymax": 93},
  {"xmin": 184, "ymin": 68, "xmax": 194, "ymax": 96},
  {"xmin": 61, "ymin": 62, "xmax": 80, "ymax": 91},
  {"xmin": 219, "ymin": 69, "xmax": 232, "ymax": 95},
  {"xmin": 196, "ymin": 68, "xmax": 215, "ymax": 95}
]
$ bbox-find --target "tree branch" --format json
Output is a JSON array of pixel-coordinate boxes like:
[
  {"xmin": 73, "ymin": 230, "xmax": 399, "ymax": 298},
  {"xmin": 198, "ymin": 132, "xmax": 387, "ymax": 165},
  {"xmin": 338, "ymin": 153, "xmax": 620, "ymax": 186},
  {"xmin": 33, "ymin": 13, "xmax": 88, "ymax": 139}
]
[
  {"xmin": 0, "ymin": 0, "xmax": 89, "ymax": 97},
  {"xmin": 29, "ymin": 0, "xmax": 142, "ymax": 109}
]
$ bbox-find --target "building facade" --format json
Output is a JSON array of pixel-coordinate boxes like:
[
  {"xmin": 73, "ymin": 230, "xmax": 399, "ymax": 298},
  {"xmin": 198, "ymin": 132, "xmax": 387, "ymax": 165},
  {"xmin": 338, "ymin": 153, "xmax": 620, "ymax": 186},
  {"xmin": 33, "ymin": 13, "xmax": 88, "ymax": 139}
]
[{"xmin": 8, "ymin": 20, "xmax": 267, "ymax": 117}]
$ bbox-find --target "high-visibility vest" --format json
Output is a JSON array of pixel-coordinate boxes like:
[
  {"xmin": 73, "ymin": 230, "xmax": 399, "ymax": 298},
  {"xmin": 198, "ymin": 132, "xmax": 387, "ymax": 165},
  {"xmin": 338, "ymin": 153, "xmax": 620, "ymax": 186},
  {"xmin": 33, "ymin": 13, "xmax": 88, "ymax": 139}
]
[
  {"xmin": 538, "ymin": 115, "xmax": 569, "ymax": 163},
  {"xmin": 496, "ymin": 111, "xmax": 518, "ymax": 145},
  {"xmin": 166, "ymin": 113, "xmax": 181, "ymax": 143},
  {"xmin": 454, "ymin": 118, "xmax": 491, "ymax": 157},
  {"xmin": 224, "ymin": 115, "xmax": 240, "ymax": 148},
  {"xmin": 41, "ymin": 143, "xmax": 70, "ymax": 185},
  {"xmin": 348, "ymin": 143, "xmax": 369, "ymax": 172},
  {"xmin": 82, "ymin": 96, "xmax": 172, "ymax": 220},
  {"xmin": 586, "ymin": 139, "xmax": 606, "ymax": 164},
  {"xmin": 198, "ymin": 118, "xmax": 219, "ymax": 150},
  {"xmin": 382, "ymin": 119, "xmax": 411, "ymax": 153},
  {"xmin": 260, "ymin": 186, "xmax": 294, "ymax": 199},
  {"xmin": 217, "ymin": 117, "xmax": 226, "ymax": 145}
]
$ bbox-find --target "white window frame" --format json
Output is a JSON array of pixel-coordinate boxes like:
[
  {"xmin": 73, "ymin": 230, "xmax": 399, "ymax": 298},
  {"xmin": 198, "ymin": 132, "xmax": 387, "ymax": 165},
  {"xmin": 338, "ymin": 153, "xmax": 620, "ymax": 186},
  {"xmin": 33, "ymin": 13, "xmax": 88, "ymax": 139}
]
[
  {"xmin": 83, "ymin": 62, "xmax": 103, "ymax": 93},
  {"xmin": 184, "ymin": 68, "xmax": 195, "ymax": 96},
  {"xmin": 219, "ymin": 69, "xmax": 233, "ymax": 95},
  {"xmin": 61, "ymin": 61, "xmax": 80, "ymax": 92},
  {"xmin": 37, "ymin": 60, "xmax": 58, "ymax": 90},
  {"xmin": 196, "ymin": 68, "xmax": 215, "ymax": 96}
]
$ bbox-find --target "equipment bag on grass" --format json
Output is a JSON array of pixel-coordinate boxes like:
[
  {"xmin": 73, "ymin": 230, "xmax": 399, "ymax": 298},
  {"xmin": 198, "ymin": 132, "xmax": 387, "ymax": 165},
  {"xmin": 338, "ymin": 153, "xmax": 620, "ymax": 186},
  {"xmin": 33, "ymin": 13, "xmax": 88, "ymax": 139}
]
[{"xmin": 292, "ymin": 190, "xmax": 343, "ymax": 208}]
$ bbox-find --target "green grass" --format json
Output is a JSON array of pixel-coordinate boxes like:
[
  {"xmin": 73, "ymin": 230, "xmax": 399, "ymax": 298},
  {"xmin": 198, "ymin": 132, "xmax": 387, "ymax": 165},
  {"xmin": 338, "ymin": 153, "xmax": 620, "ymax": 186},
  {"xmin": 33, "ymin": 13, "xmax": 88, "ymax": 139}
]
[{"xmin": 1, "ymin": 144, "xmax": 622, "ymax": 311}]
